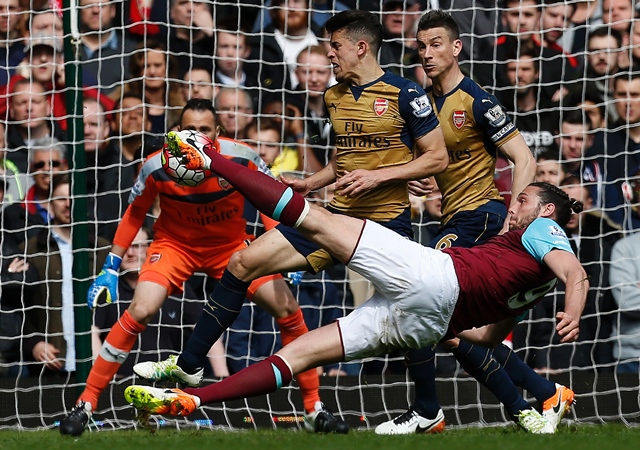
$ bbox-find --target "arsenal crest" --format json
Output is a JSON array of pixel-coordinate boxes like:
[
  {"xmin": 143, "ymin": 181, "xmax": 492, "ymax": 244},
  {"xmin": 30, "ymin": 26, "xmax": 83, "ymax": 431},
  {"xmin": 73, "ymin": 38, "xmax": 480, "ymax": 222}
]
[
  {"xmin": 218, "ymin": 177, "xmax": 231, "ymax": 190},
  {"xmin": 149, "ymin": 253, "xmax": 162, "ymax": 264},
  {"xmin": 452, "ymin": 110, "xmax": 466, "ymax": 129},
  {"xmin": 374, "ymin": 98, "xmax": 388, "ymax": 116}
]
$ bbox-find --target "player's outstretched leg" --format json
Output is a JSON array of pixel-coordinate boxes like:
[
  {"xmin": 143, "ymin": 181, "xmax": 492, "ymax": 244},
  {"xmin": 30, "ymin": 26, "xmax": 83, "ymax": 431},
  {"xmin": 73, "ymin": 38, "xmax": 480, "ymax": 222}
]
[
  {"xmin": 276, "ymin": 308, "xmax": 349, "ymax": 434},
  {"xmin": 128, "ymin": 326, "xmax": 349, "ymax": 434},
  {"xmin": 128, "ymin": 354, "xmax": 293, "ymax": 416},
  {"xmin": 166, "ymin": 131, "xmax": 310, "ymax": 228},
  {"xmin": 134, "ymin": 269, "xmax": 247, "ymax": 385},
  {"xmin": 375, "ymin": 346, "xmax": 445, "ymax": 435},
  {"xmin": 125, "ymin": 386, "xmax": 200, "ymax": 416},
  {"xmin": 493, "ymin": 343, "xmax": 575, "ymax": 431}
]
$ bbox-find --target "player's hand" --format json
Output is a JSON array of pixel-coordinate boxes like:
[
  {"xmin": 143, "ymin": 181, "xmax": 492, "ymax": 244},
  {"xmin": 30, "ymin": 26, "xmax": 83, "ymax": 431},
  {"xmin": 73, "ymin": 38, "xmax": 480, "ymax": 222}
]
[
  {"xmin": 335, "ymin": 170, "xmax": 383, "ymax": 197},
  {"xmin": 408, "ymin": 178, "xmax": 434, "ymax": 197},
  {"xmin": 555, "ymin": 311, "xmax": 580, "ymax": 343},
  {"xmin": 499, "ymin": 214, "xmax": 511, "ymax": 235},
  {"xmin": 280, "ymin": 174, "xmax": 310, "ymax": 196},
  {"xmin": 87, "ymin": 252, "xmax": 122, "ymax": 309}
]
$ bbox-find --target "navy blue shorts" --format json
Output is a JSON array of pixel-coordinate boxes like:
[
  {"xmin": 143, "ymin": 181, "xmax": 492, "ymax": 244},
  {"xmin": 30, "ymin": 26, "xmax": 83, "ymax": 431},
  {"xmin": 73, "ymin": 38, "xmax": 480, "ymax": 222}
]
[
  {"xmin": 277, "ymin": 206, "xmax": 413, "ymax": 274},
  {"xmin": 430, "ymin": 200, "xmax": 507, "ymax": 250}
]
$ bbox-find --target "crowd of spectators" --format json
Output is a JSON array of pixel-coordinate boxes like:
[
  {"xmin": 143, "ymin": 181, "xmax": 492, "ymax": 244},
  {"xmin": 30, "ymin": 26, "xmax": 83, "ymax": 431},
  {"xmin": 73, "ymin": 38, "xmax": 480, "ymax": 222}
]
[{"xmin": 1, "ymin": 0, "xmax": 640, "ymax": 379}]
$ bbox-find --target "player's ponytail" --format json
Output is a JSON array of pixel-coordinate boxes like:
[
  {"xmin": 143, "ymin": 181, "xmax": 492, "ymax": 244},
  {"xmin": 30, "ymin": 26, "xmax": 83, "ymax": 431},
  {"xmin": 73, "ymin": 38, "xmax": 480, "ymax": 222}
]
[
  {"xmin": 530, "ymin": 181, "xmax": 583, "ymax": 228},
  {"xmin": 569, "ymin": 198, "xmax": 584, "ymax": 215}
]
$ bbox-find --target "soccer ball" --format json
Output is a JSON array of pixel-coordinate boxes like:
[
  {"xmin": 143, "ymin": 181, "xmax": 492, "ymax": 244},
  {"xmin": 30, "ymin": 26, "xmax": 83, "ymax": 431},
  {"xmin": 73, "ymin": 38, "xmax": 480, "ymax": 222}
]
[
  {"xmin": 161, "ymin": 150, "xmax": 210, "ymax": 187},
  {"xmin": 161, "ymin": 130, "xmax": 215, "ymax": 187}
]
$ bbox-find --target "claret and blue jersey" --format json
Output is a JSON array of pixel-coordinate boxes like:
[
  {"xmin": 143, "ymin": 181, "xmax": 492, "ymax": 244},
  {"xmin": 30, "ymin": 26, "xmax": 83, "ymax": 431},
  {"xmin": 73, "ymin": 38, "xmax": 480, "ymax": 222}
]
[{"xmin": 444, "ymin": 217, "xmax": 574, "ymax": 335}]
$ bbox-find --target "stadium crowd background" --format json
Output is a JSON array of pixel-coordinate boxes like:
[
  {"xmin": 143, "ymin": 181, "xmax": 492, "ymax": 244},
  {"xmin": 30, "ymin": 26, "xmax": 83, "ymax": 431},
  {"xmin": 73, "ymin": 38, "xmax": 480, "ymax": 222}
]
[{"xmin": 0, "ymin": 0, "xmax": 640, "ymax": 412}]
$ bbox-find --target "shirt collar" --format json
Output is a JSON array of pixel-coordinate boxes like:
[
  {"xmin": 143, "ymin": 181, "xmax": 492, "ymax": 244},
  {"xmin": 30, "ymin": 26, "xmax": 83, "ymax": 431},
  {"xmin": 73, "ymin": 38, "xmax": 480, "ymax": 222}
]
[{"xmin": 84, "ymin": 29, "xmax": 118, "ymax": 58}]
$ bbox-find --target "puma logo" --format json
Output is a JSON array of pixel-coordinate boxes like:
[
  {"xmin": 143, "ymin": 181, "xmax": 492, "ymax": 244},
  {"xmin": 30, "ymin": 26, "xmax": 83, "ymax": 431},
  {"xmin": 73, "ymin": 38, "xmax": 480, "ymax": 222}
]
[
  {"xmin": 102, "ymin": 344, "xmax": 127, "ymax": 363},
  {"xmin": 328, "ymin": 102, "xmax": 339, "ymax": 112},
  {"xmin": 408, "ymin": 87, "xmax": 419, "ymax": 94}
]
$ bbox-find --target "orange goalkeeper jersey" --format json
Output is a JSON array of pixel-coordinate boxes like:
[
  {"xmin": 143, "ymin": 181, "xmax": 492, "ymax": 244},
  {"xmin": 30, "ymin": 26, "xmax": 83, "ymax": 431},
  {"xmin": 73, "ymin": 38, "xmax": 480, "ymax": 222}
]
[{"xmin": 113, "ymin": 137, "xmax": 275, "ymax": 249}]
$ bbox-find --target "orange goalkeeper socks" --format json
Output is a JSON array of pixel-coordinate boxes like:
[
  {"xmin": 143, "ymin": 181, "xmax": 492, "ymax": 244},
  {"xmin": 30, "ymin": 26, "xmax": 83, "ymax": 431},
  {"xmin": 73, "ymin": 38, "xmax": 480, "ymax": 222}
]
[
  {"xmin": 277, "ymin": 308, "xmax": 320, "ymax": 413},
  {"xmin": 80, "ymin": 310, "xmax": 146, "ymax": 409}
]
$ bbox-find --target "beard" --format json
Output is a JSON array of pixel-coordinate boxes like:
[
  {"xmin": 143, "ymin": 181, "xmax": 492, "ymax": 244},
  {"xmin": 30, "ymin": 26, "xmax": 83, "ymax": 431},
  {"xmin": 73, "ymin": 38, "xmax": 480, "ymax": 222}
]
[
  {"xmin": 515, "ymin": 86, "xmax": 533, "ymax": 99},
  {"xmin": 511, "ymin": 205, "xmax": 542, "ymax": 231}
]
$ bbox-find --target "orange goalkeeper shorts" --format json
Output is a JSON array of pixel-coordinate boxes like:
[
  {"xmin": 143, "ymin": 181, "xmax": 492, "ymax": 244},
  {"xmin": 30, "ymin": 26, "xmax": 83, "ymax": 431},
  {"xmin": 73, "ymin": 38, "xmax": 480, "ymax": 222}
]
[{"xmin": 139, "ymin": 237, "xmax": 280, "ymax": 298}]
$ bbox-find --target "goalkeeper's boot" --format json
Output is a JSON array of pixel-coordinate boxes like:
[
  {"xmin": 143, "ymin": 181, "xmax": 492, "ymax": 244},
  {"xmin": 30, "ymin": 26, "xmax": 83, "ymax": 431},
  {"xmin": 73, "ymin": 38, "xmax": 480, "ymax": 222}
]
[
  {"xmin": 59, "ymin": 401, "xmax": 92, "ymax": 436},
  {"xmin": 542, "ymin": 383, "xmax": 575, "ymax": 431},
  {"xmin": 167, "ymin": 130, "xmax": 213, "ymax": 170},
  {"xmin": 133, "ymin": 354, "xmax": 204, "ymax": 387},
  {"xmin": 516, "ymin": 408, "xmax": 554, "ymax": 434},
  {"xmin": 125, "ymin": 386, "xmax": 200, "ymax": 416},
  {"xmin": 303, "ymin": 401, "xmax": 349, "ymax": 434},
  {"xmin": 375, "ymin": 407, "xmax": 445, "ymax": 435}
]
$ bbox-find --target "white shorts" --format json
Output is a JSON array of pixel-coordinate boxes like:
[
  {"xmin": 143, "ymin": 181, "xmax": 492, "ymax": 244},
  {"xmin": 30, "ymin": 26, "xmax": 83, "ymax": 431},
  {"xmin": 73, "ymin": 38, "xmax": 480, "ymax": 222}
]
[{"xmin": 338, "ymin": 220, "xmax": 460, "ymax": 361}]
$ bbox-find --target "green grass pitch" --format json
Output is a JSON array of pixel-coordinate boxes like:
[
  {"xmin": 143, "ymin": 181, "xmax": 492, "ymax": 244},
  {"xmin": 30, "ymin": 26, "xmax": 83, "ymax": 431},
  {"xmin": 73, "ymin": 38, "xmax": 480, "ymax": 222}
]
[{"xmin": 0, "ymin": 424, "xmax": 638, "ymax": 450}]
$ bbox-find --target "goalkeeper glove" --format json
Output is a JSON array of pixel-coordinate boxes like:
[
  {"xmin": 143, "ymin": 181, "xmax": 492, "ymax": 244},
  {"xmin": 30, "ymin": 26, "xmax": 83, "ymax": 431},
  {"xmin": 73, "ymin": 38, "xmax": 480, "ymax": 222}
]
[{"xmin": 87, "ymin": 252, "xmax": 122, "ymax": 309}]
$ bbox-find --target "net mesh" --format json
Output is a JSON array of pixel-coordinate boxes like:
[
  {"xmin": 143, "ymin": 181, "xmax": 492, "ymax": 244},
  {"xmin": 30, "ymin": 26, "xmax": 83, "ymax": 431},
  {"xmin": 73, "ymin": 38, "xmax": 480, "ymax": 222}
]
[{"xmin": 0, "ymin": 0, "xmax": 639, "ymax": 431}]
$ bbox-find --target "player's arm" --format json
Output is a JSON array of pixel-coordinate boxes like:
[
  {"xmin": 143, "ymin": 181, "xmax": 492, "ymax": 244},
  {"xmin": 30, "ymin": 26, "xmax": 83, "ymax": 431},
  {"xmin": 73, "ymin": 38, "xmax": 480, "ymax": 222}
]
[
  {"xmin": 457, "ymin": 318, "xmax": 518, "ymax": 348},
  {"xmin": 86, "ymin": 202, "xmax": 152, "ymax": 309},
  {"xmin": 543, "ymin": 248, "xmax": 589, "ymax": 343},
  {"xmin": 87, "ymin": 165, "xmax": 159, "ymax": 308},
  {"xmin": 281, "ymin": 156, "xmax": 338, "ymax": 196},
  {"xmin": 498, "ymin": 134, "xmax": 536, "ymax": 232},
  {"xmin": 336, "ymin": 127, "xmax": 448, "ymax": 197}
]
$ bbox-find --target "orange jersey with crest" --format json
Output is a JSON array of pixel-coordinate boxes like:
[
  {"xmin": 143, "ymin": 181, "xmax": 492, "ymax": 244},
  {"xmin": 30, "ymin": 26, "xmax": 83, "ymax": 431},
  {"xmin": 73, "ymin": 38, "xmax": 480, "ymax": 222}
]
[{"xmin": 113, "ymin": 137, "xmax": 274, "ymax": 249}]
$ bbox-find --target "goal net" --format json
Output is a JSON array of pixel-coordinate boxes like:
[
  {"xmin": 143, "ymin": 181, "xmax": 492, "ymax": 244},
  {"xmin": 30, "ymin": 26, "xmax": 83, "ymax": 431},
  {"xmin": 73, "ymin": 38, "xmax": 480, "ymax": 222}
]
[{"xmin": 1, "ymin": 0, "xmax": 639, "ymax": 432}]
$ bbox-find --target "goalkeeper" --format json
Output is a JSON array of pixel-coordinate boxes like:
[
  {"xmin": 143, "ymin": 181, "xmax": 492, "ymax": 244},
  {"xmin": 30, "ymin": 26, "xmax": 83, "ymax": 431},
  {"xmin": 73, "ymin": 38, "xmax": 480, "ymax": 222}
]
[{"xmin": 60, "ymin": 99, "xmax": 345, "ymax": 436}]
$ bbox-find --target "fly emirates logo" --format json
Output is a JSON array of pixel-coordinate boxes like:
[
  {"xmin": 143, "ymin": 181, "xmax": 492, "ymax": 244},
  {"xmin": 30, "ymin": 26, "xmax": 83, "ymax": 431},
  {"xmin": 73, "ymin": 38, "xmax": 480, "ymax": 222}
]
[
  {"xmin": 335, "ymin": 121, "xmax": 391, "ymax": 148},
  {"xmin": 176, "ymin": 204, "xmax": 240, "ymax": 226}
]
